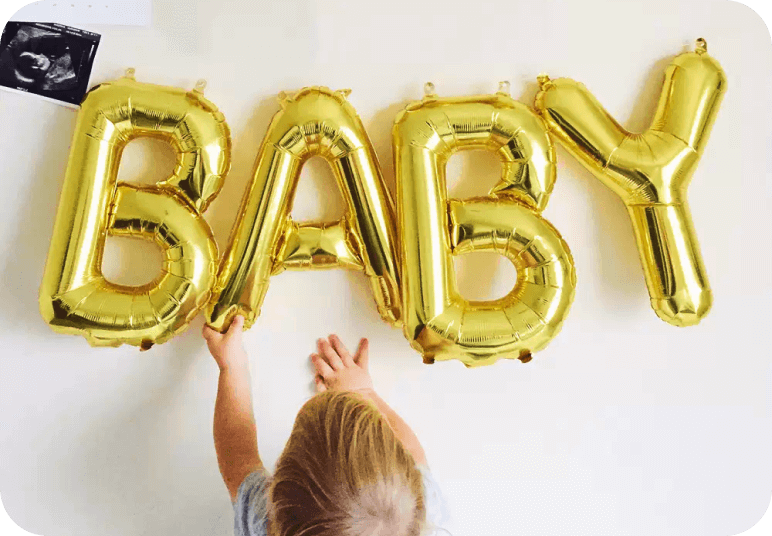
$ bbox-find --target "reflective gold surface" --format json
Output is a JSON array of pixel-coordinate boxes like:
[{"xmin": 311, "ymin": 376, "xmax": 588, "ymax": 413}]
[
  {"xmin": 206, "ymin": 87, "xmax": 401, "ymax": 331},
  {"xmin": 39, "ymin": 74, "xmax": 229, "ymax": 348},
  {"xmin": 273, "ymin": 220, "xmax": 365, "ymax": 274},
  {"xmin": 394, "ymin": 88, "xmax": 576, "ymax": 367},
  {"xmin": 535, "ymin": 39, "xmax": 726, "ymax": 326}
]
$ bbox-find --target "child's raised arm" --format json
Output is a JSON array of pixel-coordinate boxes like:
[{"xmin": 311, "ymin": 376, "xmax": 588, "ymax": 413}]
[{"xmin": 203, "ymin": 316, "xmax": 263, "ymax": 502}]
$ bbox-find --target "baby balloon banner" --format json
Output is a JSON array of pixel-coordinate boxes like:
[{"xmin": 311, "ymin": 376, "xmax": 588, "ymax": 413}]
[{"xmin": 39, "ymin": 39, "xmax": 725, "ymax": 365}]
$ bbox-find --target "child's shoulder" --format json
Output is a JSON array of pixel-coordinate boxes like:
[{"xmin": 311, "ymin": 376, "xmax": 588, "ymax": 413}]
[
  {"xmin": 416, "ymin": 464, "xmax": 450, "ymax": 532},
  {"xmin": 235, "ymin": 469, "xmax": 272, "ymax": 536}
]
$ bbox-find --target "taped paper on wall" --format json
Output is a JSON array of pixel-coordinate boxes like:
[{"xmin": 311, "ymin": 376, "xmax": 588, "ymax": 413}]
[{"xmin": 9, "ymin": 0, "xmax": 151, "ymax": 27}]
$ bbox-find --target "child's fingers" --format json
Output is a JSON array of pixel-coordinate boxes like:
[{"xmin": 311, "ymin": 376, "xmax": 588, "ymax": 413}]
[
  {"xmin": 328, "ymin": 334, "xmax": 354, "ymax": 365},
  {"xmin": 202, "ymin": 324, "xmax": 221, "ymax": 342},
  {"xmin": 317, "ymin": 338, "xmax": 344, "ymax": 370},
  {"xmin": 354, "ymin": 338, "xmax": 369, "ymax": 369},
  {"xmin": 226, "ymin": 315, "xmax": 245, "ymax": 335},
  {"xmin": 314, "ymin": 375, "xmax": 327, "ymax": 393},
  {"xmin": 311, "ymin": 353, "xmax": 334, "ymax": 378}
]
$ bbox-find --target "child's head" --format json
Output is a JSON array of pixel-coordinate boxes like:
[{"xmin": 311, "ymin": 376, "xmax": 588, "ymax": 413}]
[{"xmin": 268, "ymin": 390, "xmax": 426, "ymax": 536}]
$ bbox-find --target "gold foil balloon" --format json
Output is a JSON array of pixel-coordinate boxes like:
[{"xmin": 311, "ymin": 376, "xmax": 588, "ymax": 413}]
[
  {"xmin": 206, "ymin": 87, "xmax": 401, "ymax": 332},
  {"xmin": 39, "ymin": 71, "xmax": 230, "ymax": 349},
  {"xmin": 393, "ymin": 83, "xmax": 576, "ymax": 367},
  {"xmin": 535, "ymin": 39, "xmax": 726, "ymax": 327}
]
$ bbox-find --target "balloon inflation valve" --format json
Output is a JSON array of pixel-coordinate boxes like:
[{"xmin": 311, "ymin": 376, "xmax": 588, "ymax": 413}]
[{"xmin": 497, "ymin": 80, "xmax": 511, "ymax": 96}]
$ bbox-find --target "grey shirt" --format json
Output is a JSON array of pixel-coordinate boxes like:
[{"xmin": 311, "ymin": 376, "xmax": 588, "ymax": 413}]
[{"xmin": 234, "ymin": 465, "xmax": 449, "ymax": 535}]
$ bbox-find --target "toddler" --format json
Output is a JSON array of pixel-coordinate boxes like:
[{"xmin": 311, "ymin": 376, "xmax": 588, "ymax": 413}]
[{"xmin": 203, "ymin": 316, "xmax": 447, "ymax": 536}]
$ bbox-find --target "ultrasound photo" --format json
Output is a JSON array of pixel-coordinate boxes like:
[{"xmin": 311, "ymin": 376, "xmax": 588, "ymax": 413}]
[{"xmin": 0, "ymin": 22, "xmax": 100, "ymax": 106}]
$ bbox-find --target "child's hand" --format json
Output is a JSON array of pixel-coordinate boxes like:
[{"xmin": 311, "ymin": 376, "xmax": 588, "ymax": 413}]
[
  {"xmin": 311, "ymin": 335, "xmax": 373, "ymax": 393},
  {"xmin": 203, "ymin": 315, "xmax": 247, "ymax": 372}
]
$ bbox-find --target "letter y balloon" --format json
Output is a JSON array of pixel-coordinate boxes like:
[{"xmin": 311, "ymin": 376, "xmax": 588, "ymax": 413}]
[{"xmin": 535, "ymin": 39, "xmax": 726, "ymax": 327}]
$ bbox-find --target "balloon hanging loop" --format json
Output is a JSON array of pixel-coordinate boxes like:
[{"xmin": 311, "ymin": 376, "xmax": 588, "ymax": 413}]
[
  {"xmin": 193, "ymin": 79, "xmax": 207, "ymax": 94},
  {"xmin": 537, "ymin": 73, "xmax": 552, "ymax": 89},
  {"xmin": 695, "ymin": 38, "xmax": 707, "ymax": 54},
  {"xmin": 423, "ymin": 82, "xmax": 437, "ymax": 99},
  {"xmin": 496, "ymin": 80, "xmax": 511, "ymax": 96},
  {"xmin": 124, "ymin": 67, "xmax": 136, "ymax": 80},
  {"xmin": 277, "ymin": 90, "xmax": 292, "ymax": 108}
]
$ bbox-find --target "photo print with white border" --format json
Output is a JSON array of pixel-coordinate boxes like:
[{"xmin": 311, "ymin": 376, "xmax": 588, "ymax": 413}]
[{"xmin": 0, "ymin": 21, "xmax": 100, "ymax": 106}]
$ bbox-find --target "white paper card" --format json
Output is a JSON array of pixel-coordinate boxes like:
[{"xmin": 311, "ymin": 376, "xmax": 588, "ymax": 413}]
[{"xmin": 10, "ymin": 0, "xmax": 151, "ymax": 27}]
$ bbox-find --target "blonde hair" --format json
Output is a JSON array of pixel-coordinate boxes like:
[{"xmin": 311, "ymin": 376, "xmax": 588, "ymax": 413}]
[{"xmin": 268, "ymin": 390, "xmax": 426, "ymax": 536}]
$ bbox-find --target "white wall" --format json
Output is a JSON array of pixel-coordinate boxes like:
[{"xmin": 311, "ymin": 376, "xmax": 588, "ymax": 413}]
[{"xmin": 1, "ymin": 1, "xmax": 771, "ymax": 535}]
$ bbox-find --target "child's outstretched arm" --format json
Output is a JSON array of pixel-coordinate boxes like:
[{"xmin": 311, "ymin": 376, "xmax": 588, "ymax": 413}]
[
  {"xmin": 203, "ymin": 316, "xmax": 263, "ymax": 502},
  {"xmin": 312, "ymin": 335, "xmax": 427, "ymax": 465}
]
